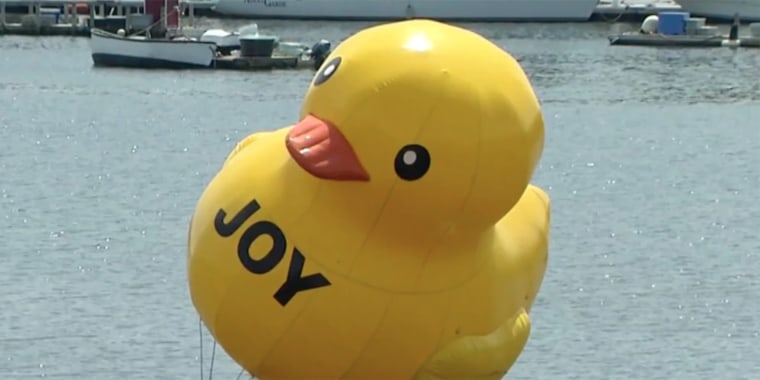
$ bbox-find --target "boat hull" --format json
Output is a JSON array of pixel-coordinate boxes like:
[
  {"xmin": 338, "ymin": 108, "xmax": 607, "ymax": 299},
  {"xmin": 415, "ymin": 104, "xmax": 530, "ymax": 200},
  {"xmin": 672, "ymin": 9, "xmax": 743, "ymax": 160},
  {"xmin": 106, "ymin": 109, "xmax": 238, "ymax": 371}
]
[
  {"xmin": 212, "ymin": 0, "xmax": 599, "ymax": 22},
  {"xmin": 91, "ymin": 53, "xmax": 212, "ymax": 69},
  {"xmin": 89, "ymin": 29, "xmax": 217, "ymax": 69},
  {"xmin": 676, "ymin": 0, "xmax": 760, "ymax": 22}
]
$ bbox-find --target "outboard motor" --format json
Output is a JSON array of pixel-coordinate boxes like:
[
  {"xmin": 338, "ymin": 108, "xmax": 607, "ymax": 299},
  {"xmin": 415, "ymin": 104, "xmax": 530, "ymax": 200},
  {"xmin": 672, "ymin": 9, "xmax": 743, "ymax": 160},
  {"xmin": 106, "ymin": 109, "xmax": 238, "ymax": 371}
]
[{"xmin": 309, "ymin": 39, "xmax": 332, "ymax": 70}]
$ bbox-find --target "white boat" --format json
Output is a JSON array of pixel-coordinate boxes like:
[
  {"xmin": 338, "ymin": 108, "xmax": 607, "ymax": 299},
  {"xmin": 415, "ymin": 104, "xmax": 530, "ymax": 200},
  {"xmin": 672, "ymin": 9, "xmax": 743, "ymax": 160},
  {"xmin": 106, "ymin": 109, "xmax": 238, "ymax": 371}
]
[
  {"xmin": 89, "ymin": 28, "xmax": 218, "ymax": 69},
  {"xmin": 198, "ymin": 28, "xmax": 242, "ymax": 54},
  {"xmin": 211, "ymin": 0, "xmax": 600, "ymax": 22},
  {"xmin": 675, "ymin": 0, "xmax": 760, "ymax": 22}
]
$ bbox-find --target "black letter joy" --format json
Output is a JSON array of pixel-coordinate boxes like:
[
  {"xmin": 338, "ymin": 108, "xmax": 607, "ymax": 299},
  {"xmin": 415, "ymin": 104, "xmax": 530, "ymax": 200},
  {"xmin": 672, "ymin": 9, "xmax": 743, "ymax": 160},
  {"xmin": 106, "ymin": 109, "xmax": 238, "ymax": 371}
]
[{"xmin": 214, "ymin": 199, "xmax": 331, "ymax": 306}]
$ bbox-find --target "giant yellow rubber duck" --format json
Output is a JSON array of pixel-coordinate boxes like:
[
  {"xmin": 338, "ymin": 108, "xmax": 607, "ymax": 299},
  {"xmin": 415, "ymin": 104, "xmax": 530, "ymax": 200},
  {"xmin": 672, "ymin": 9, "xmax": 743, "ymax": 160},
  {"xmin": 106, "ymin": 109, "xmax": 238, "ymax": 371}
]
[{"xmin": 188, "ymin": 19, "xmax": 550, "ymax": 380}]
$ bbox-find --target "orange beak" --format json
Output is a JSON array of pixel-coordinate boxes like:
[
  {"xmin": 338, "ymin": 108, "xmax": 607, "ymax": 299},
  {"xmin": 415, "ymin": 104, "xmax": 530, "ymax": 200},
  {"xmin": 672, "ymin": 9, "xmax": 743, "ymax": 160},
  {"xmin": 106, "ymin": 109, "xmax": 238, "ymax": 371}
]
[{"xmin": 285, "ymin": 115, "xmax": 370, "ymax": 181}]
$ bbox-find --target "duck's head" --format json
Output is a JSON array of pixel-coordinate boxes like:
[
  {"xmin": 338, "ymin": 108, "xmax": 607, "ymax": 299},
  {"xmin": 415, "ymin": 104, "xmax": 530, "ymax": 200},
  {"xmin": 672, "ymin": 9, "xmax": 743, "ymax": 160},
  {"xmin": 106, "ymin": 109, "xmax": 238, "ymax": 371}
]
[{"xmin": 286, "ymin": 20, "xmax": 544, "ymax": 231}]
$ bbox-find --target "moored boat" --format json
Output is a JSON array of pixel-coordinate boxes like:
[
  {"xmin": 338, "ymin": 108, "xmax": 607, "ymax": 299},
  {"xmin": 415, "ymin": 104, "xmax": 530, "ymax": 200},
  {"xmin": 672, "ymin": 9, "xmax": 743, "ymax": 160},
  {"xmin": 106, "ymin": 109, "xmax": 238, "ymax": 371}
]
[
  {"xmin": 675, "ymin": 0, "xmax": 760, "ymax": 22},
  {"xmin": 89, "ymin": 27, "xmax": 218, "ymax": 69},
  {"xmin": 608, "ymin": 11, "xmax": 760, "ymax": 48},
  {"xmin": 211, "ymin": 0, "xmax": 599, "ymax": 22}
]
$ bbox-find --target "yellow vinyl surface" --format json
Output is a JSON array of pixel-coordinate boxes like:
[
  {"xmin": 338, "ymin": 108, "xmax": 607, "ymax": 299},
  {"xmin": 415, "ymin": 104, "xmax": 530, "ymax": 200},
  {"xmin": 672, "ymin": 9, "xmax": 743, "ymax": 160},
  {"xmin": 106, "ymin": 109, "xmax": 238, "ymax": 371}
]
[{"xmin": 188, "ymin": 19, "xmax": 551, "ymax": 380}]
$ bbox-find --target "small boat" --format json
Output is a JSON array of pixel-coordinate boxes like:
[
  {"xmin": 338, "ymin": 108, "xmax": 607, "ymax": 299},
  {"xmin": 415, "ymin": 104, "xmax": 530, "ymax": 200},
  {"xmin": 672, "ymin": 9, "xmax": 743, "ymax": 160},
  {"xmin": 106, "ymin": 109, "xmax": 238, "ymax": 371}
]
[
  {"xmin": 90, "ymin": 24, "xmax": 334, "ymax": 71},
  {"xmin": 88, "ymin": 0, "xmax": 332, "ymax": 71},
  {"xmin": 89, "ymin": 28, "xmax": 218, "ymax": 68},
  {"xmin": 89, "ymin": 0, "xmax": 219, "ymax": 69}
]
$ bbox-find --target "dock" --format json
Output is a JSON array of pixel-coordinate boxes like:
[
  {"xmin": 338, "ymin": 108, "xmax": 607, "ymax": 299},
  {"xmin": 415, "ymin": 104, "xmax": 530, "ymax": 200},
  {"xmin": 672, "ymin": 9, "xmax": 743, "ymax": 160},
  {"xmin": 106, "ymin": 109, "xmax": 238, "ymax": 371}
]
[
  {"xmin": 609, "ymin": 34, "xmax": 760, "ymax": 48},
  {"xmin": 0, "ymin": 22, "xmax": 89, "ymax": 35},
  {"xmin": 214, "ymin": 55, "xmax": 316, "ymax": 71},
  {"xmin": 591, "ymin": 0, "xmax": 682, "ymax": 22},
  {"xmin": 0, "ymin": 0, "xmax": 205, "ymax": 36}
]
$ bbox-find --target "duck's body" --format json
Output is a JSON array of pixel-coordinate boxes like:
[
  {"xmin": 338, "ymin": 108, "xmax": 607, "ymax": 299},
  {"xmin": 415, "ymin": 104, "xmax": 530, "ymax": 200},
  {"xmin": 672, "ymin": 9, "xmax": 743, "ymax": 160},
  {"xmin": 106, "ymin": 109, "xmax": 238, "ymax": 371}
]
[
  {"xmin": 188, "ymin": 19, "xmax": 550, "ymax": 380},
  {"xmin": 190, "ymin": 129, "xmax": 549, "ymax": 379}
]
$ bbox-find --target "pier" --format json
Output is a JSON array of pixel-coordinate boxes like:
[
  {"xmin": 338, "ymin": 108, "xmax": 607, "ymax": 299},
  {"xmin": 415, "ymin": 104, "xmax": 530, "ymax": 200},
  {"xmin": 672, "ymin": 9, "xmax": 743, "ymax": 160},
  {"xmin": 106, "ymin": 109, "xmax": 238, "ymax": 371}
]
[
  {"xmin": 0, "ymin": 0, "xmax": 728, "ymax": 37},
  {"xmin": 0, "ymin": 0, "xmax": 205, "ymax": 36},
  {"xmin": 213, "ymin": 55, "xmax": 315, "ymax": 71}
]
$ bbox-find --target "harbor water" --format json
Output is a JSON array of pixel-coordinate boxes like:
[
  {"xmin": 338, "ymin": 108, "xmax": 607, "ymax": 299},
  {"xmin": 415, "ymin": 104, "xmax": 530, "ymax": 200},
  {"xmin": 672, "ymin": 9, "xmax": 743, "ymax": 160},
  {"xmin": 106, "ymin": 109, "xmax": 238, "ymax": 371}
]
[{"xmin": 1, "ymin": 20, "xmax": 759, "ymax": 379}]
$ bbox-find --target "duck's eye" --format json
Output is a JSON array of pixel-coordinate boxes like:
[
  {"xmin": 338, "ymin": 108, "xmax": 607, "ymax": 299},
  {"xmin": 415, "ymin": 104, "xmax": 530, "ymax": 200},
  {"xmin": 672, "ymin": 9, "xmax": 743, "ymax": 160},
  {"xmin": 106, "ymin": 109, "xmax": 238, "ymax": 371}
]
[
  {"xmin": 394, "ymin": 144, "xmax": 431, "ymax": 181},
  {"xmin": 313, "ymin": 56, "xmax": 341, "ymax": 86}
]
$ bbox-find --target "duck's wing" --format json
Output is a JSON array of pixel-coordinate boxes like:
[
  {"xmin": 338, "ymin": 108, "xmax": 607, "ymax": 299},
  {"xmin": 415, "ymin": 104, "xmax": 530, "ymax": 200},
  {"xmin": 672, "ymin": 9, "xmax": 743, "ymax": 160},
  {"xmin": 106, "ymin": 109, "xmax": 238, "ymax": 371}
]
[
  {"xmin": 223, "ymin": 127, "xmax": 291, "ymax": 165},
  {"xmin": 413, "ymin": 308, "xmax": 531, "ymax": 380},
  {"xmin": 413, "ymin": 185, "xmax": 550, "ymax": 380},
  {"xmin": 499, "ymin": 184, "xmax": 551, "ymax": 313}
]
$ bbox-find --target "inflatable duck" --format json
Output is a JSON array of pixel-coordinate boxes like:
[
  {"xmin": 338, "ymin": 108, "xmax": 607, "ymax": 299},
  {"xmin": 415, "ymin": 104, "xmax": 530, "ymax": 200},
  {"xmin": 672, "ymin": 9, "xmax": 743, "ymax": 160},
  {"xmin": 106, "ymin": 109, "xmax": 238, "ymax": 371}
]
[{"xmin": 188, "ymin": 19, "xmax": 550, "ymax": 380}]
